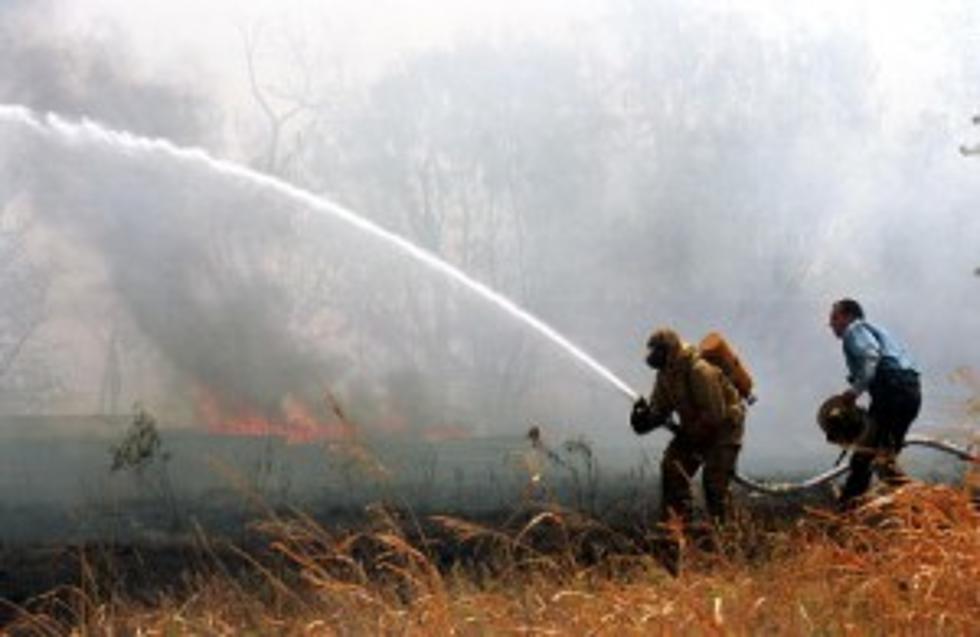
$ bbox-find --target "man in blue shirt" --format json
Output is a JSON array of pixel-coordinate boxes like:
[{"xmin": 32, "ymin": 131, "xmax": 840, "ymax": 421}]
[{"xmin": 829, "ymin": 298, "xmax": 922, "ymax": 505}]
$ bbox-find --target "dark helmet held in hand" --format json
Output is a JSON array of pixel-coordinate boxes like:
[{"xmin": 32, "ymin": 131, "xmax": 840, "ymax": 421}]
[{"xmin": 817, "ymin": 394, "xmax": 866, "ymax": 446}]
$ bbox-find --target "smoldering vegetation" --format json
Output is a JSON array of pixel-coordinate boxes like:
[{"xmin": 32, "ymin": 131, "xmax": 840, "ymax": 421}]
[
  {"xmin": 0, "ymin": 0, "xmax": 977, "ymax": 555},
  {"xmin": 3, "ymin": 478, "xmax": 980, "ymax": 633}
]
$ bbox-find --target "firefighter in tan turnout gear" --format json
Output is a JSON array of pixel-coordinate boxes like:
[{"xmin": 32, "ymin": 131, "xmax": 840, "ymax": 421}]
[{"xmin": 630, "ymin": 328, "xmax": 749, "ymax": 526}]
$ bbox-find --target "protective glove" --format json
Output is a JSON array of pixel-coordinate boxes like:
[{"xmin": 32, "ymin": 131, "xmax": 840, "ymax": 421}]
[{"xmin": 630, "ymin": 397, "xmax": 658, "ymax": 435}]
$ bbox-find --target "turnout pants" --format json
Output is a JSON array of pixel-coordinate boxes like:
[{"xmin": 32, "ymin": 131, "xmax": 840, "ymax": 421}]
[{"xmin": 660, "ymin": 436, "xmax": 741, "ymax": 525}]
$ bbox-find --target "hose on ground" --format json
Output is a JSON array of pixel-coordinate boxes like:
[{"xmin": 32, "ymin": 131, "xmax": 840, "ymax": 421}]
[{"xmin": 733, "ymin": 434, "xmax": 978, "ymax": 496}]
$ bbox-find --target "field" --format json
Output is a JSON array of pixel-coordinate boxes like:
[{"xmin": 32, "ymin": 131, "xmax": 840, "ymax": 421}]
[{"xmin": 1, "ymin": 471, "xmax": 978, "ymax": 635}]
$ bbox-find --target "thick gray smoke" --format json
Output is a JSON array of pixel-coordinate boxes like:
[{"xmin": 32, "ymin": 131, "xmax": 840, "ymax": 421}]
[
  {"xmin": 0, "ymin": 1, "xmax": 214, "ymax": 146},
  {"xmin": 4, "ymin": 114, "xmax": 363, "ymax": 427},
  {"xmin": 0, "ymin": 0, "xmax": 978, "ymax": 478},
  {"xmin": 0, "ymin": 0, "xmax": 227, "ymax": 416}
]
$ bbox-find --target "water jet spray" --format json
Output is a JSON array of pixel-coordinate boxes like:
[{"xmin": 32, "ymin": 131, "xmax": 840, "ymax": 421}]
[{"xmin": 0, "ymin": 103, "xmax": 640, "ymax": 404}]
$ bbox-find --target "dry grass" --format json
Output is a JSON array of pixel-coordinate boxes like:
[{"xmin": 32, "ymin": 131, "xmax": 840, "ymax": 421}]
[{"xmin": 6, "ymin": 475, "xmax": 980, "ymax": 636}]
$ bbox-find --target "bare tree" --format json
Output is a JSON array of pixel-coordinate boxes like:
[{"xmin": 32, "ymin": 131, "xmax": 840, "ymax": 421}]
[
  {"xmin": 0, "ymin": 203, "xmax": 46, "ymax": 381},
  {"xmin": 320, "ymin": 40, "xmax": 613, "ymax": 428},
  {"xmin": 238, "ymin": 21, "xmax": 315, "ymax": 175}
]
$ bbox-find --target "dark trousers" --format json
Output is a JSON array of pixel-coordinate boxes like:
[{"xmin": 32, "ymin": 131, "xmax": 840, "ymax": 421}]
[
  {"xmin": 660, "ymin": 436, "xmax": 741, "ymax": 524},
  {"xmin": 840, "ymin": 368, "xmax": 921, "ymax": 504},
  {"xmin": 654, "ymin": 435, "xmax": 740, "ymax": 576}
]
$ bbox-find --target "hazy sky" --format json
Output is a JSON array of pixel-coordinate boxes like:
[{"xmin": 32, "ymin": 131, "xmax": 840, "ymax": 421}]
[{"xmin": 48, "ymin": 0, "xmax": 976, "ymax": 129}]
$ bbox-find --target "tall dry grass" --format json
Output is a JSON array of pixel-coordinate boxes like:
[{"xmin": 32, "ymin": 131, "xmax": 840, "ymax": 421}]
[{"xmin": 7, "ymin": 475, "xmax": 979, "ymax": 636}]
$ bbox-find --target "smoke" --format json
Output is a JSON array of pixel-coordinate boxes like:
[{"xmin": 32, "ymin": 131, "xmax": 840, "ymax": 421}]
[
  {"xmin": 0, "ymin": 0, "xmax": 977, "ymax": 475},
  {"xmin": 0, "ymin": 1, "xmax": 215, "ymax": 147},
  {"xmin": 2, "ymin": 110, "xmax": 363, "ymax": 428},
  {"xmin": 0, "ymin": 3, "xmax": 344, "ymax": 423}
]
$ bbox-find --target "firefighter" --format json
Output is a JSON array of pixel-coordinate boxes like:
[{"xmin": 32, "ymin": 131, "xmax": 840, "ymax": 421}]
[
  {"xmin": 828, "ymin": 298, "xmax": 921, "ymax": 505},
  {"xmin": 630, "ymin": 328, "xmax": 747, "ymax": 526}
]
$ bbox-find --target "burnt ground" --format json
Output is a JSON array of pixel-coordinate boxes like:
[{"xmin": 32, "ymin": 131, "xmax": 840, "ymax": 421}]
[
  {"xmin": 0, "ymin": 537, "xmax": 278, "ymax": 622},
  {"xmin": 0, "ymin": 486, "xmax": 836, "ymax": 628}
]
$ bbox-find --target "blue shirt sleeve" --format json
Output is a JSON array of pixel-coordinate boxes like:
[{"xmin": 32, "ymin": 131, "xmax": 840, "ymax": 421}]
[{"xmin": 842, "ymin": 322, "xmax": 881, "ymax": 395}]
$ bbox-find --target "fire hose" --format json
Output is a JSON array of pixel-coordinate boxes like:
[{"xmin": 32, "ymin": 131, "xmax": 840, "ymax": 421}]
[
  {"xmin": 731, "ymin": 434, "xmax": 979, "ymax": 496},
  {"xmin": 654, "ymin": 420, "xmax": 978, "ymax": 496}
]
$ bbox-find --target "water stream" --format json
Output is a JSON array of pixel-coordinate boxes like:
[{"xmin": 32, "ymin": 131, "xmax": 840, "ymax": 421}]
[{"xmin": 0, "ymin": 104, "xmax": 640, "ymax": 403}]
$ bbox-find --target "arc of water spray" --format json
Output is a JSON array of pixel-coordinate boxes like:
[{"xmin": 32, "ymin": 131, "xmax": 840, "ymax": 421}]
[
  {"xmin": 5, "ymin": 105, "xmax": 975, "ymax": 497},
  {"xmin": 0, "ymin": 104, "xmax": 640, "ymax": 403}
]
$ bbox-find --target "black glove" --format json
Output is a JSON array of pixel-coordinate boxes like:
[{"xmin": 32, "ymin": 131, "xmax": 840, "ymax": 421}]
[{"xmin": 630, "ymin": 398, "xmax": 658, "ymax": 435}]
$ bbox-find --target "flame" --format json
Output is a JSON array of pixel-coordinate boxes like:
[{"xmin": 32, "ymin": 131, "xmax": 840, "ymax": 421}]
[
  {"xmin": 194, "ymin": 386, "xmax": 356, "ymax": 444},
  {"xmin": 193, "ymin": 385, "xmax": 472, "ymax": 444}
]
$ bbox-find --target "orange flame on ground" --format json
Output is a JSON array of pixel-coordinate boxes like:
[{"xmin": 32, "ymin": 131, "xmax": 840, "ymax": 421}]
[
  {"xmin": 194, "ymin": 385, "xmax": 473, "ymax": 444},
  {"xmin": 194, "ymin": 387, "xmax": 356, "ymax": 445}
]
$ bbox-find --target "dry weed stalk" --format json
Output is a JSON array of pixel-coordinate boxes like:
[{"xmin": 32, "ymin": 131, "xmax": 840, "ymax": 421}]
[{"xmin": 5, "ymin": 482, "xmax": 979, "ymax": 635}]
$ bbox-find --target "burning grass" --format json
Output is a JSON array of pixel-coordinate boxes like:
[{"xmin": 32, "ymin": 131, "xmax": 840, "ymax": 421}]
[{"xmin": 5, "ymin": 478, "xmax": 979, "ymax": 635}]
